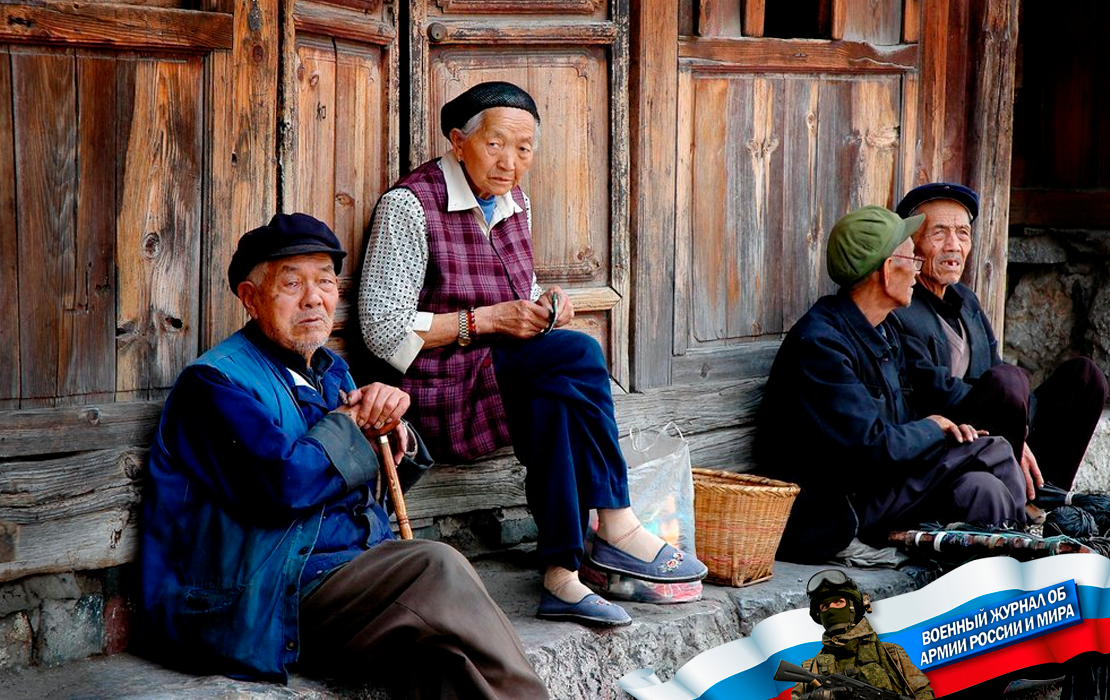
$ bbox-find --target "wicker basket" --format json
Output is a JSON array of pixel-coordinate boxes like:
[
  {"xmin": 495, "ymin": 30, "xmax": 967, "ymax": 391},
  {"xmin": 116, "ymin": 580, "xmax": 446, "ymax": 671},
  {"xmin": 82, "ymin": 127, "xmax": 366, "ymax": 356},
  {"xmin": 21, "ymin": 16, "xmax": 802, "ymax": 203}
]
[{"xmin": 692, "ymin": 468, "xmax": 800, "ymax": 587}]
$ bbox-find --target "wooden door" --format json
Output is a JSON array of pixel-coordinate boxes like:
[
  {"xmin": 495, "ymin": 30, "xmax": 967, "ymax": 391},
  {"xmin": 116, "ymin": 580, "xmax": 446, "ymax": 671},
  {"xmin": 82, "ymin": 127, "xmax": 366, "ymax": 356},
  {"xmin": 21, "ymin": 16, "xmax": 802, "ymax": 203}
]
[
  {"xmin": 280, "ymin": 0, "xmax": 400, "ymax": 359},
  {"xmin": 0, "ymin": 0, "xmax": 278, "ymax": 580},
  {"xmin": 670, "ymin": 0, "xmax": 920, "ymax": 384},
  {"xmin": 408, "ymin": 0, "xmax": 631, "ymax": 386}
]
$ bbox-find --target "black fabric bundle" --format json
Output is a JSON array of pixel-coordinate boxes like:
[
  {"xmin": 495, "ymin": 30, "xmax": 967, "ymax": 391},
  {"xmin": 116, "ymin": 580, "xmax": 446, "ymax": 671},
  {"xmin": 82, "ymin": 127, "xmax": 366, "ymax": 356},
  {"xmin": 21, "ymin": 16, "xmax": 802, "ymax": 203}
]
[
  {"xmin": 1071, "ymin": 493, "xmax": 1110, "ymax": 536},
  {"xmin": 1044, "ymin": 505, "xmax": 1098, "ymax": 539}
]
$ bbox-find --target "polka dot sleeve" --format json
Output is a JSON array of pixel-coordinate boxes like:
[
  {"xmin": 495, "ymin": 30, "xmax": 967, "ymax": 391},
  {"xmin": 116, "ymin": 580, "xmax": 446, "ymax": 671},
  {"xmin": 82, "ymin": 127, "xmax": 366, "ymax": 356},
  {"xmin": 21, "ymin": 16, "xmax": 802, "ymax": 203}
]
[{"xmin": 358, "ymin": 188, "xmax": 429, "ymax": 372}]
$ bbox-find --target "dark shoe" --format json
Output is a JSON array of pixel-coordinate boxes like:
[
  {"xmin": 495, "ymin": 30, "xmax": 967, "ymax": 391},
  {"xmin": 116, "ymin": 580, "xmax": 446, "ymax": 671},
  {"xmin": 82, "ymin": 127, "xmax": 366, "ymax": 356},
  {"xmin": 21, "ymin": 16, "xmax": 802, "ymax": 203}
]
[
  {"xmin": 535, "ymin": 590, "xmax": 631, "ymax": 627},
  {"xmin": 587, "ymin": 537, "xmax": 708, "ymax": 584}
]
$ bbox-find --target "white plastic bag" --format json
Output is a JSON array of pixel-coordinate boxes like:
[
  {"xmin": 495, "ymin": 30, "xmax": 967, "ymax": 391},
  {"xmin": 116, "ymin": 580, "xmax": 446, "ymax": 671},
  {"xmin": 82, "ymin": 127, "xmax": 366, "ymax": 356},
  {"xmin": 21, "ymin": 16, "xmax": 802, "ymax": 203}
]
[{"xmin": 620, "ymin": 422, "xmax": 696, "ymax": 557}]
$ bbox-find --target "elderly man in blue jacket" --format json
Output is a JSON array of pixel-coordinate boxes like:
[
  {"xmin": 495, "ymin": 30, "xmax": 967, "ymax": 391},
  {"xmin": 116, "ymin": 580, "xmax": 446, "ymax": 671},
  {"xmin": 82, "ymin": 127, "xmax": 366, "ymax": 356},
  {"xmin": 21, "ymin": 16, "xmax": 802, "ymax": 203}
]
[
  {"xmin": 140, "ymin": 213, "xmax": 548, "ymax": 699},
  {"xmin": 756, "ymin": 206, "xmax": 1027, "ymax": 563}
]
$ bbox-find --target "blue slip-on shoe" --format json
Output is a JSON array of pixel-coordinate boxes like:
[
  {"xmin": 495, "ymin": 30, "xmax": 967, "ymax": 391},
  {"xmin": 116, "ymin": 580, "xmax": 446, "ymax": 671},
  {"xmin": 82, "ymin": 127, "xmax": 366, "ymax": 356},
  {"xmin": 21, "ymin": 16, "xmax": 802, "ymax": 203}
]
[
  {"xmin": 587, "ymin": 537, "xmax": 709, "ymax": 584},
  {"xmin": 535, "ymin": 590, "xmax": 632, "ymax": 627}
]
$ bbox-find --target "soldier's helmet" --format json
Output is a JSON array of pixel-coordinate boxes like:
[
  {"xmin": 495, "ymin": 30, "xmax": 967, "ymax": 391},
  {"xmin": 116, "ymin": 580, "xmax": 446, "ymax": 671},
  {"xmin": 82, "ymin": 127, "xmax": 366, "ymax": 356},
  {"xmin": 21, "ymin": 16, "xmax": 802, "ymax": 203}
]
[{"xmin": 806, "ymin": 569, "xmax": 871, "ymax": 626}]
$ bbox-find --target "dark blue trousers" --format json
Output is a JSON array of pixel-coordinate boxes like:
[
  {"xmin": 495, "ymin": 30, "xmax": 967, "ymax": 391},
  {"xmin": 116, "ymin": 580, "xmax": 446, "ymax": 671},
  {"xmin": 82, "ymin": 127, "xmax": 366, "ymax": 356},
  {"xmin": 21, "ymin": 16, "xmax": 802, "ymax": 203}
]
[{"xmin": 493, "ymin": 330, "xmax": 630, "ymax": 571}]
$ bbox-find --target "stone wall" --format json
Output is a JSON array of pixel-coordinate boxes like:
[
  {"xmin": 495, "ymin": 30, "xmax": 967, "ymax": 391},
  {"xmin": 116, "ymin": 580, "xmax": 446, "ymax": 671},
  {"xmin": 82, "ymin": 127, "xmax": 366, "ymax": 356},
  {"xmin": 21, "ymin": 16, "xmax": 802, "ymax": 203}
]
[
  {"xmin": 1005, "ymin": 227, "xmax": 1110, "ymax": 385},
  {"xmin": 0, "ymin": 568, "xmax": 134, "ymax": 671}
]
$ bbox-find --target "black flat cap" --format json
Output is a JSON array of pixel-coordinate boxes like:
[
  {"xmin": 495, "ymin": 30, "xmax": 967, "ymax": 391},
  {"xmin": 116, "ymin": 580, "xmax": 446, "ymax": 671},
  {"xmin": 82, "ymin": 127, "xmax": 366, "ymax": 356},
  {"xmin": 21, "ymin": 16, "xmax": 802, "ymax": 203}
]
[
  {"xmin": 896, "ymin": 182, "xmax": 980, "ymax": 221},
  {"xmin": 228, "ymin": 213, "xmax": 346, "ymax": 294},
  {"xmin": 440, "ymin": 81, "xmax": 540, "ymax": 138}
]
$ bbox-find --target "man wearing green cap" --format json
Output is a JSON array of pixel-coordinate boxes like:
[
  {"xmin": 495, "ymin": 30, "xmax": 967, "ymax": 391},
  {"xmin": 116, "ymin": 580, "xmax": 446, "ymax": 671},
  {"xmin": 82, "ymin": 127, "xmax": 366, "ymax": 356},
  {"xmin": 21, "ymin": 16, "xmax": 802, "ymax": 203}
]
[{"xmin": 756, "ymin": 206, "xmax": 1026, "ymax": 563}]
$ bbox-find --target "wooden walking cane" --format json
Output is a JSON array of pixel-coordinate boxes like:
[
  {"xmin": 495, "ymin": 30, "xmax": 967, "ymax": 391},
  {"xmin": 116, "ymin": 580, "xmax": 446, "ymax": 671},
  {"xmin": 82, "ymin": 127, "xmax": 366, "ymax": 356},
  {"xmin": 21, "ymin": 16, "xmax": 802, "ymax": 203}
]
[{"xmin": 378, "ymin": 434, "xmax": 414, "ymax": 539}]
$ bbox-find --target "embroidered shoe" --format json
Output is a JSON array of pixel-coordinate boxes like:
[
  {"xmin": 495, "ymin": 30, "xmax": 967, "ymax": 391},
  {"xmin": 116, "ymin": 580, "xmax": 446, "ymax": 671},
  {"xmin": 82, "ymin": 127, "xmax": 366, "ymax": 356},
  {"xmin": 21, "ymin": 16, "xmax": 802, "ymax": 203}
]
[
  {"xmin": 587, "ymin": 537, "xmax": 709, "ymax": 584},
  {"xmin": 535, "ymin": 590, "xmax": 632, "ymax": 627}
]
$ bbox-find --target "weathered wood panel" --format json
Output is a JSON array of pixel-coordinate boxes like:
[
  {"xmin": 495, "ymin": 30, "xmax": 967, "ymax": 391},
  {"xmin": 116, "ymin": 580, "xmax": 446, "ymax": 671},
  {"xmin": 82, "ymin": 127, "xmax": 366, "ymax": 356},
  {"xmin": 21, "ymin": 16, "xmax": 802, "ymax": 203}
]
[
  {"xmin": 689, "ymin": 77, "xmax": 729, "ymax": 343},
  {"xmin": 12, "ymin": 46, "xmax": 76, "ymax": 409},
  {"xmin": 0, "ymin": 510, "xmax": 137, "ymax": 582},
  {"xmin": 781, "ymin": 78, "xmax": 824, "ymax": 330},
  {"xmin": 0, "ymin": 401, "xmax": 162, "ymax": 459},
  {"xmin": 65, "ymin": 53, "xmax": 119, "ymax": 405},
  {"xmin": 915, "ymin": 0, "xmax": 948, "ymax": 183},
  {"xmin": 288, "ymin": 36, "xmax": 338, "ymax": 230},
  {"xmin": 963, "ymin": 0, "xmax": 1018, "ymax": 343},
  {"xmin": 630, "ymin": 0, "xmax": 678, "ymax": 388},
  {"xmin": 294, "ymin": 2, "xmax": 394, "ymax": 45},
  {"xmin": 833, "ymin": 0, "xmax": 902, "ymax": 45},
  {"xmin": 0, "ymin": 4, "xmax": 232, "ymax": 52},
  {"xmin": 679, "ymin": 71, "xmax": 902, "ymax": 353},
  {"xmin": 0, "ymin": 448, "xmax": 144, "ymax": 522},
  {"xmin": 0, "ymin": 376, "xmax": 763, "ymax": 579},
  {"xmin": 679, "ymin": 38, "xmax": 917, "ymax": 73},
  {"xmin": 203, "ymin": 0, "xmax": 279, "ymax": 351},
  {"xmin": 115, "ymin": 57, "xmax": 204, "ymax": 400},
  {"xmin": 0, "ymin": 46, "xmax": 19, "ymax": 409},
  {"xmin": 333, "ymin": 40, "xmax": 392, "ymax": 281}
]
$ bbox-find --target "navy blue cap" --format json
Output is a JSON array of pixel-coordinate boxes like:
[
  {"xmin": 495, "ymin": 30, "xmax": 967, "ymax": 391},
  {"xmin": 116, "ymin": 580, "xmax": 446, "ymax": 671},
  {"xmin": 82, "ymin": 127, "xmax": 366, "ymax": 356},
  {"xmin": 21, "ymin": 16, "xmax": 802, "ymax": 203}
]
[
  {"xmin": 896, "ymin": 182, "xmax": 979, "ymax": 221},
  {"xmin": 440, "ymin": 81, "xmax": 540, "ymax": 138},
  {"xmin": 228, "ymin": 213, "xmax": 346, "ymax": 294}
]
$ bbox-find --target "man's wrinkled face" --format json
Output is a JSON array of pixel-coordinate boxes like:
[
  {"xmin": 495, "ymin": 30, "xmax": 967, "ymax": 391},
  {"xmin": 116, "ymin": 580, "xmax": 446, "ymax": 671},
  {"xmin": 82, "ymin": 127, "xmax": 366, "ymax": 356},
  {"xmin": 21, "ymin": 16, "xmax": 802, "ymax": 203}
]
[
  {"xmin": 237, "ymin": 253, "xmax": 338, "ymax": 362},
  {"xmin": 912, "ymin": 199, "xmax": 973, "ymax": 297},
  {"xmin": 450, "ymin": 107, "xmax": 536, "ymax": 200}
]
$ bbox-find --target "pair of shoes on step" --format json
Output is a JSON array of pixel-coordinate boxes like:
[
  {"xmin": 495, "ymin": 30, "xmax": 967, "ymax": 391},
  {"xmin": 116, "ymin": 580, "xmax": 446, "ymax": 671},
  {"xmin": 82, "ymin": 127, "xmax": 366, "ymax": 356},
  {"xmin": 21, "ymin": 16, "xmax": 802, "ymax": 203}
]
[{"xmin": 535, "ymin": 539, "xmax": 708, "ymax": 627}]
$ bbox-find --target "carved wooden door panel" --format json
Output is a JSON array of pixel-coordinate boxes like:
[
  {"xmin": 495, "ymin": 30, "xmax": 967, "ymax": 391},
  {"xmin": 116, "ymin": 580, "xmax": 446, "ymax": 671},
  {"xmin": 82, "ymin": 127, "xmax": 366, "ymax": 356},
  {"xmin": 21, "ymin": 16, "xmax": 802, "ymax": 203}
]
[{"xmin": 408, "ymin": 0, "xmax": 631, "ymax": 386}]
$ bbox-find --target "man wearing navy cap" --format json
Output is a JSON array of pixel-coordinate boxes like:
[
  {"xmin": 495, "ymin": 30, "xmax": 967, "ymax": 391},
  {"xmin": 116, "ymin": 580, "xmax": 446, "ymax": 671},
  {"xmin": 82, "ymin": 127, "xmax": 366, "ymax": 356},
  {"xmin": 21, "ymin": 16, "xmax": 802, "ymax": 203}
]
[
  {"xmin": 891, "ymin": 183, "xmax": 1107, "ymax": 501},
  {"xmin": 140, "ymin": 213, "xmax": 548, "ymax": 698}
]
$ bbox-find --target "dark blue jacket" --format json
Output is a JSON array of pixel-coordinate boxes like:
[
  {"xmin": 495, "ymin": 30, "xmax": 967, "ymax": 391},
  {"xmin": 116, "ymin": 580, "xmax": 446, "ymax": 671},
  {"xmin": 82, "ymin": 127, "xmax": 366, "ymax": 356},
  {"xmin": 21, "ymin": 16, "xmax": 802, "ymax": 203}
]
[
  {"xmin": 140, "ymin": 327, "xmax": 395, "ymax": 681},
  {"xmin": 756, "ymin": 292, "xmax": 947, "ymax": 562},
  {"xmin": 889, "ymin": 283, "xmax": 1002, "ymax": 416}
]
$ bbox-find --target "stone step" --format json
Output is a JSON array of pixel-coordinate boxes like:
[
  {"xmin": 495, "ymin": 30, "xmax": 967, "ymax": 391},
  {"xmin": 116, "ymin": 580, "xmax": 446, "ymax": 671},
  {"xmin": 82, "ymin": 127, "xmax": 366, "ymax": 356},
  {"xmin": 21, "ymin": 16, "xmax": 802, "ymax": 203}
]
[{"xmin": 0, "ymin": 558, "xmax": 927, "ymax": 700}]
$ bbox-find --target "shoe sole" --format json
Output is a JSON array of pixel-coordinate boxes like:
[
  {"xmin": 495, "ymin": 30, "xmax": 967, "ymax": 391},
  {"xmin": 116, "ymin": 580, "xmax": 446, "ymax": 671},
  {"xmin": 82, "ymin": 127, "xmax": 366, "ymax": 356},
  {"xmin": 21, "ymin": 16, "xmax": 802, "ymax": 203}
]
[
  {"xmin": 535, "ymin": 611, "xmax": 632, "ymax": 627},
  {"xmin": 584, "ymin": 554, "xmax": 708, "ymax": 584}
]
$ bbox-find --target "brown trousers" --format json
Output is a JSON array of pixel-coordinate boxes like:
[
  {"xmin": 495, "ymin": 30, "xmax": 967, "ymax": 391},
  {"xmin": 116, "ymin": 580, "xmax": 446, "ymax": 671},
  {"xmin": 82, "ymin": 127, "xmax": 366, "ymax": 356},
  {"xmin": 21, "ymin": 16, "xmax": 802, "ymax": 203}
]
[{"xmin": 298, "ymin": 539, "xmax": 549, "ymax": 700}]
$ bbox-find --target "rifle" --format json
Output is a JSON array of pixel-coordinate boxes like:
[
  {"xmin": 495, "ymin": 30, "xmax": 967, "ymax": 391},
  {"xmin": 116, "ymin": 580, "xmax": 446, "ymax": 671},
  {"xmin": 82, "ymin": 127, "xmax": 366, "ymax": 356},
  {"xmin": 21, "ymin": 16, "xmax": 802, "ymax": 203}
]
[{"xmin": 774, "ymin": 659, "xmax": 914, "ymax": 700}]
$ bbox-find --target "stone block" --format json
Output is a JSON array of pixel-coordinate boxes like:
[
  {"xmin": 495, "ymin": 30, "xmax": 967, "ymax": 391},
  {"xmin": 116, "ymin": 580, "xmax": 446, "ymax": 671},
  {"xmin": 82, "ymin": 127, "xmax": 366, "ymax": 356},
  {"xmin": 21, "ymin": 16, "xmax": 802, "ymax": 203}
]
[
  {"xmin": 1004, "ymin": 268, "xmax": 1078, "ymax": 385},
  {"xmin": 0, "ymin": 612, "xmax": 32, "ymax": 670},
  {"xmin": 1009, "ymin": 235, "xmax": 1069, "ymax": 265},
  {"xmin": 1076, "ymin": 409, "xmax": 1110, "ymax": 495},
  {"xmin": 22, "ymin": 574, "xmax": 83, "ymax": 607},
  {"xmin": 34, "ymin": 596, "xmax": 103, "ymax": 666},
  {"xmin": 0, "ymin": 583, "xmax": 30, "ymax": 618}
]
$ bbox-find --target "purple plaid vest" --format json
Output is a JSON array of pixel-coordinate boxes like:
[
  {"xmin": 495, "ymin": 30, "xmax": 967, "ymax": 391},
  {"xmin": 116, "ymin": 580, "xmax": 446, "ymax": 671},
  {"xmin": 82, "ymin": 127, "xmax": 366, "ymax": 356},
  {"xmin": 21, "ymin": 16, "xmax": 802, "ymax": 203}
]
[{"xmin": 399, "ymin": 159, "xmax": 535, "ymax": 462}]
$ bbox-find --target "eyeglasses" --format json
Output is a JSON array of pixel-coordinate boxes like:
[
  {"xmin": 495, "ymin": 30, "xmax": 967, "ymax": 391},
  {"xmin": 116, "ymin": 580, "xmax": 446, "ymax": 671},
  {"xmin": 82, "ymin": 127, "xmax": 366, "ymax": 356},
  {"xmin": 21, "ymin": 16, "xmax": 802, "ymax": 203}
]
[
  {"xmin": 891, "ymin": 254, "xmax": 924, "ymax": 271},
  {"xmin": 806, "ymin": 569, "xmax": 851, "ymax": 594}
]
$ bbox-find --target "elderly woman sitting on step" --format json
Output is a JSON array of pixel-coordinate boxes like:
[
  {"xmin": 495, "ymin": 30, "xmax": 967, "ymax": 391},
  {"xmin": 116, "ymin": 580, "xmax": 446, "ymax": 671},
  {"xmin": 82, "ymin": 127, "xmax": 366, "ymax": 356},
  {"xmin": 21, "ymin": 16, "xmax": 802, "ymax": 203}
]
[{"xmin": 358, "ymin": 81, "xmax": 706, "ymax": 626}]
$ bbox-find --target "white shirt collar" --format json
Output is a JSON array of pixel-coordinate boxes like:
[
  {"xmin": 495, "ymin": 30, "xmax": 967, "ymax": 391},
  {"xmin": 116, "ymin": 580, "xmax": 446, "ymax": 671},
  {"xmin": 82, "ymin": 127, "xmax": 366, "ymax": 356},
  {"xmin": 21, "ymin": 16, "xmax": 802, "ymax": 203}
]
[{"xmin": 439, "ymin": 156, "xmax": 523, "ymax": 222}]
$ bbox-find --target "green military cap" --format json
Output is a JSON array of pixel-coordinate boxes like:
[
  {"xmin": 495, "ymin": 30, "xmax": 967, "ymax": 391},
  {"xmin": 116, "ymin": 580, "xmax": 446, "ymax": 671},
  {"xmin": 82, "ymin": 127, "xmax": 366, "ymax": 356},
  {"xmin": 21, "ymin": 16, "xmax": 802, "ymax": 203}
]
[{"xmin": 826, "ymin": 205, "xmax": 925, "ymax": 287}]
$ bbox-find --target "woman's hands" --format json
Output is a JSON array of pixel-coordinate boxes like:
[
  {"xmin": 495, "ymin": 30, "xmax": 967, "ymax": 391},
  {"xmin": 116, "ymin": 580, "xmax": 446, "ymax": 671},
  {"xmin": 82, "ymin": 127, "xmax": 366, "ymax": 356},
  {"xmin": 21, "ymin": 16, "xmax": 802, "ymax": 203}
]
[{"xmin": 473, "ymin": 286, "xmax": 575, "ymax": 339}]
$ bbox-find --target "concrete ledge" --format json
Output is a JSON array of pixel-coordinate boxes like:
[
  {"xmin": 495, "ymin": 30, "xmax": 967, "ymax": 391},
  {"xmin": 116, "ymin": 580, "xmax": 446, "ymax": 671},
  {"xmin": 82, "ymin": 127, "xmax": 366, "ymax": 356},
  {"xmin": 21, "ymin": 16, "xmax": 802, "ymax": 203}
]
[{"xmin": 0, "ymin": 558, "xmax": 928, "ymax": 700}]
